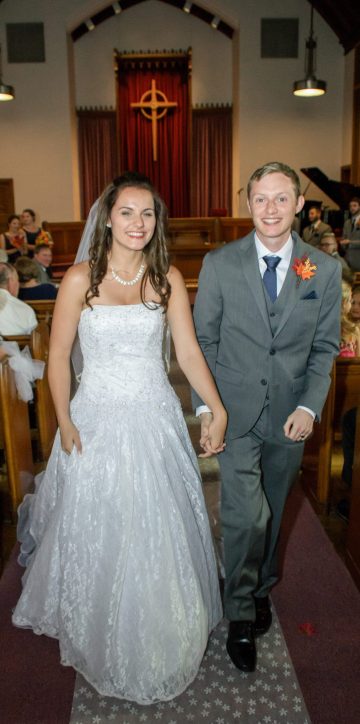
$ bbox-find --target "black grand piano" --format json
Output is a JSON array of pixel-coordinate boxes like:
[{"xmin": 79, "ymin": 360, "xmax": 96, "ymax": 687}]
[{"xmin": 300, "ymin": 167, "xmax": 360, "ymax": 232}]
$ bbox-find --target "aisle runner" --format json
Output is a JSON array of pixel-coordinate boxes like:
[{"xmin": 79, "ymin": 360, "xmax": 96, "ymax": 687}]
[{"xmin": 70, "ymin": 610, "xmax": 310, "ymax": 724}]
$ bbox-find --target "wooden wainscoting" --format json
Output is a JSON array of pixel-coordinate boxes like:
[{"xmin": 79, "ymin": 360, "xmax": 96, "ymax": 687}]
[{"xmin": 48, "ymin": 217, "xmax": 254, "ymax": 283}]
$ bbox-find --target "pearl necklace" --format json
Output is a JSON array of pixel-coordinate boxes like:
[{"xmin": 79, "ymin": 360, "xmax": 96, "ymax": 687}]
[{"xmin": 110, "ymin": 260, "xmax": 145, "ymax": 286}]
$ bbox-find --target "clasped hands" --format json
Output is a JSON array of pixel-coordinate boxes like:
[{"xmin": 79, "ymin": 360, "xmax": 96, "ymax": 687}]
[{"xmin": 199, "ymin": 411, "xmax": 227, "ymax": 458}]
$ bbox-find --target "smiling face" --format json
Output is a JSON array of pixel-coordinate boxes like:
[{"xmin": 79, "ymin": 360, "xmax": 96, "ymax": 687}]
[
  {"xmin": 247, "ymin": 172, "xmax": 304, "ymax": 251},
  {"xmin": 21, "ymin": 210, "xmax": 35, "ymax": 226},
  {"xmin": 108, "ymin": 186, "xmax": 156, "ymax": 254},
  {"xmin": 8, "ymin": 217, "xmax": 21, "ymax": 234},
  {"xmin": 351, "ymin": 291, "xmax": 360, "ymax": 321},
  {"xmin": 35, "ymin": 247, "xmax": 52, "ymax": 267}
]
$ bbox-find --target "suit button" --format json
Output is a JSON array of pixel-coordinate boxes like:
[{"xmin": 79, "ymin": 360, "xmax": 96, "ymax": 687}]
[
  {"xmin": 270, "ymin": 312, "xmax": 275, "ymax": 317},
  {"xmin": 261, "ymin": 379, "xmax": 267, "ymax": 385},
  {"xmin": 270, "ymin": 349, "xmax": 276, "ymax": 355}
]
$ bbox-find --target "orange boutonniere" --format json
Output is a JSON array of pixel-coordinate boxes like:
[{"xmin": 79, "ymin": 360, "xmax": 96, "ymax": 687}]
[{"xmin": 292, "ymin": 255, "xmax": 317, "ymax": 286}]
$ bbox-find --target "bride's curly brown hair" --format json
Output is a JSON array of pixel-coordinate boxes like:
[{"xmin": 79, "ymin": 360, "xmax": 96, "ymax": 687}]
[{"xmin": 85, "ymin": 171, "xmax": 171, "ymax": 310}]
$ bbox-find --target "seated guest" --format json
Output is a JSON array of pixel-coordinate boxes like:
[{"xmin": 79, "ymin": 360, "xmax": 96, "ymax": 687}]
[
  {"xmin": 0, "ymin": 263, "xmax": 37, "ymax": 335},
  {"xmin": 0, "ymin": 215, "xmax": 28, "ymax": 262},
  {"xmin": 350, "ymin": 284, "xmax": 360, "ymax": 324},
  {"xmin": 339, "ymin": 281, "xmax": 360, "ymax": 357},
  {"xmin": 339, "ymin": 197, "xmax": 360, "ymax": 271},
  {"xmin": 302, "ymin": 205, "xmax": 332, "ymax": 246},
  {"xmin": 319, "ymin": 232, "xmax": 353, "ymax": 282},
  {"xmin": 33, "ymin": 244, "xmax": 54, "ymax": 284},
  {"xmin": 15, "ymin": 257, "xmax": 57, "ymax": 301}
]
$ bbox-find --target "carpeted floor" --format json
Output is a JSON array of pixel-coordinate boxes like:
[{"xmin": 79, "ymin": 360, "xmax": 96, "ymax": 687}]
[
  {"xmin": 1, "ymin": 360, "xmax": 360, "ymax": 723},
  {"xmin": 70, "ymin": 611, "xmax": 309, "ymax": 723}
]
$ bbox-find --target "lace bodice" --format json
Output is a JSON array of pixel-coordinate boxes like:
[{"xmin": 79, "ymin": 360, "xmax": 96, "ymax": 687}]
[{"xmin": 78, "ymin": 304, "xmax": 170, "ymax": 404}]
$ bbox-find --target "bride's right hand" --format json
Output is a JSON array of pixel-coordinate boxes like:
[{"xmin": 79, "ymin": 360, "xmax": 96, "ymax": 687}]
[{"xmin": 59, "ymin": 420, "xmax": 82, "ymax": 455}]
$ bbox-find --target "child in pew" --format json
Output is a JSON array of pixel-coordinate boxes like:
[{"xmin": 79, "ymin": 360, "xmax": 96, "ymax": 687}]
[
  {"xmin": 339, "ymin": 281, "xmax": 360, "ymax": 357},
  {"xmin": 349, "ymin": 284, "xmax": 360, "ymax": 326}
]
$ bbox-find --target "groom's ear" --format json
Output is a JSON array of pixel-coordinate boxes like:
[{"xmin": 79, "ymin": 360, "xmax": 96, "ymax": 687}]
[{"xmin": 296, "ymin": 195, "xmax": 305, "ymax": 214}]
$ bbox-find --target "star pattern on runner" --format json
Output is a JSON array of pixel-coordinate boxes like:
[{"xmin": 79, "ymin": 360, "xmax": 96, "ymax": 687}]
[{"xmin": 71, "ymin": 615, "xmax": 310, "ymax": 724}]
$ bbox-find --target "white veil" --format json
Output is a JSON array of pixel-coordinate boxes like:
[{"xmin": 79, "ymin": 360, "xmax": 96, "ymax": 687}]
[
  {"xmin": 70, "ymin": 193, "xmax": 171, "ymax": 386},
  {"xmin": 71, "ymin": 199, "xmax": 100, "ymax": 386}
]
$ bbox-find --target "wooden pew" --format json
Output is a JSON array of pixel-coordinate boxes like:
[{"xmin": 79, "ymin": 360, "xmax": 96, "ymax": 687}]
[
  {"xmin": 303, "ymin": 357, "xmax": 360, "ymax": 508},
  {"xmin": 48, "ymin": 217, "xmax": 254, "ymax": 281},
  {"xmin": 333, "ymin": 358, "xmax": 360, "ymax": 435},
  {"xmin": 2, "ymin": 334, "xmax": 30, "ymax": 349},
  {"xmin": 346, "ymin": 406, "xmax": 360, "ymax": 589},
  {"xmin": 26, "ymin": 299, "xmax": 56, "ymax": 326},
  {"xmin": 31, "ymin": 322, "xmax": 57, "ymax": 462},
  {"xmin": 0, "ymin": 358, "xmax": 34, "ymax": 512}
]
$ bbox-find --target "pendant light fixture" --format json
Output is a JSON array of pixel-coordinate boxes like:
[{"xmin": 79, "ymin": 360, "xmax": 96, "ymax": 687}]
[
  {"xmin": 293, "ymin": 5, "xmax": 326, "ymax": 97},
  {"xmin": 0, "ymin": 45, "xmax": 15, "ymax": 101}
]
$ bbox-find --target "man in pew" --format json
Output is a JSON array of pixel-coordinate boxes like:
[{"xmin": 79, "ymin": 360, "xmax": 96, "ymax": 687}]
[
  {"xmin": 193, "ymin": 161, "xmax": 341, "ymax": 673},
  {"xmin": 0, "ymin": 263, "xmax": 37, "ymax": 335},
  {"xmin": 33, "ymin": 244, "xmax": 55, "ymax": 285}
]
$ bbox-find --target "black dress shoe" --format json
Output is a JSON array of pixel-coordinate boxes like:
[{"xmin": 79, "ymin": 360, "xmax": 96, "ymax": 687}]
[
  {"xmin": 254, "ymin": 595, "xmax": 272, "ymax": 636},
  {"xmin": 226, "ymin": 621, "xmax": 256, "ymax": 672}
]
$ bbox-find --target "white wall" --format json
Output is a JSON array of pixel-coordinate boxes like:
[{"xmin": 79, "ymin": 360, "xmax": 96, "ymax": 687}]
[{"xmin": 0, "ymin": 0, "xmax": 350, "ymax": 220}]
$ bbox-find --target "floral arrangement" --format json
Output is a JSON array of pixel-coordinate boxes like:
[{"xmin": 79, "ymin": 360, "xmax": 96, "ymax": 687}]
[
  {"xmin": 35, "ymin": 229, "xmax": 53, "ymax": 246},
  {"xmin": 292, "ymin": 255, "xmax": 317, "ymax": 286}
]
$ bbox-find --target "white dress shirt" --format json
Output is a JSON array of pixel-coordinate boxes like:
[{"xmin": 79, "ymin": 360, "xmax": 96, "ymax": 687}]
[
  {"xmin": 196, "ymin": 234, "xmax": 315, "ymax": 419},
  {"xmin": 0, "ymin": 289, "xmax": 38, "ymax": 335}
]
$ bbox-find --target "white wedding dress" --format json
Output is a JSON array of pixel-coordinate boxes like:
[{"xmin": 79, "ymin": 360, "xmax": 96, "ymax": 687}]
[{"xmin": 12, "ymin": 304, "xmax": 222, "ymax": 704}]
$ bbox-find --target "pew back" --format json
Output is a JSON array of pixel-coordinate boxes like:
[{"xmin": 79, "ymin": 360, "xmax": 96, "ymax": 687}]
[
  {"xmin": 0, "ymin": 358, "xmax": 34, "ymax": 511},
  {"xmin": 31, "ymin": 322, "xmax": 57, "ymax": 461},
  {"xmin": 26, "ymin": 299, "xmax": 56, "ymax": 326}
]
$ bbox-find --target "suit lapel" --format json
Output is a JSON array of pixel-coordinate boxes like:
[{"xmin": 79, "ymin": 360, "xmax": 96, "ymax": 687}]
[
  {"xmin": 273, "ymin": 234, "xmax": 306, "ymax": 338},
  {"xmin": 239, "ymin": 234, "xmax": 271, "ymax": 331}
]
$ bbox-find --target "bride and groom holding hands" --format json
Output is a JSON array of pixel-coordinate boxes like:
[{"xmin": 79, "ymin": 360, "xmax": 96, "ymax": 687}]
[{"xmin": 12, "ymin": 161, "xmax": 341, "ymax": 701}]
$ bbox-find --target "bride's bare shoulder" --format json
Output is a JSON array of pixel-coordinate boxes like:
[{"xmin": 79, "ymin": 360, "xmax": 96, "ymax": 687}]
[{"xmin": 58, "ymin": 261, "xmax": 90, "ymax": 295}]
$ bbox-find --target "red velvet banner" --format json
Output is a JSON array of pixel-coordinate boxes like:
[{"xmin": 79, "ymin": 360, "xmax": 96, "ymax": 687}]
[{"xmin": 116, "ymin": 53, "xmax": 190, "ymax": 217}]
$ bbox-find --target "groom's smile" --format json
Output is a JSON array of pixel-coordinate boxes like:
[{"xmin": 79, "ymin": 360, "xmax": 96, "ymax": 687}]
[{"xmin": 247, "ymin": 171, "xmax": 304, "ymax": 251}]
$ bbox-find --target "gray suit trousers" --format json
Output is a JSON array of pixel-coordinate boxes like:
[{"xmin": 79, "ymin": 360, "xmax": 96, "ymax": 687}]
[{"xmin": 218, "ymin": 404, "xmax": 304, "ymax": 621}]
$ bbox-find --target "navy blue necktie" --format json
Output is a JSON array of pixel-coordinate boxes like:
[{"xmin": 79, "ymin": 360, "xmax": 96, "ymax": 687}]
[{"xmin": 263, "ymin": 255, "xmax": 281, "ymax": 302}]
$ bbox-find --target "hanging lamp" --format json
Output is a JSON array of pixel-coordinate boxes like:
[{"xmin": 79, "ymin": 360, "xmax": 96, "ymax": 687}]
[
  {"xmin": 293, "ymin": 5, "xmax": 326, "ymax": 97},
  {"xmin": 0, "ymin": 45, "xmax": 15, "ymax": 101}
]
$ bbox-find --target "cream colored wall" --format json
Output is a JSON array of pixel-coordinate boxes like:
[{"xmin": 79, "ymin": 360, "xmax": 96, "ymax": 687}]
[{"xmin": 0, "ymin": 0, "xmax": 350, "ymax": 220}]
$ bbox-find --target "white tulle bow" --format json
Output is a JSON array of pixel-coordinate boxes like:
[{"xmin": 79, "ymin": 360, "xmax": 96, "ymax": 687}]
[{"xmin": 2, "ymin": 342, "xmax": 45, "ymax": 402}]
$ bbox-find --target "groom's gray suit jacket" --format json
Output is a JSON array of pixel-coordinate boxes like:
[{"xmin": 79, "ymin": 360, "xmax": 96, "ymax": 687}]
[{"xmin": 193, "ymin": 232, "xmax": 341, "ymax": 440}]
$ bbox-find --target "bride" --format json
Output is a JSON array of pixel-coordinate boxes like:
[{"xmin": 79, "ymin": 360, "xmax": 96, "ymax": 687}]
[{"xmin": 12, "ymin": 171, "xmax": 226, "ymax": 704}]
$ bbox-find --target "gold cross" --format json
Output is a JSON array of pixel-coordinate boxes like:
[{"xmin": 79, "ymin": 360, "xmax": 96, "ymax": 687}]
[{"xmin": 131, "ymin": 79, "xmax": 178, "ymax": 162}]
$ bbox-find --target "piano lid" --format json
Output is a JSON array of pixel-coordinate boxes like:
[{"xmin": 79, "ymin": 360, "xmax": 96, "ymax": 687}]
[{"xmin": 300, "ymin": 167, "xmax": 360, "ymax": 209}]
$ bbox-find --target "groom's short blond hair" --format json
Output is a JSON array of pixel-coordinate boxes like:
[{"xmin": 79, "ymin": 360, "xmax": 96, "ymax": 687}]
[{"xmin": 247, "ymin": 162, "xmax": 301, "ymax": 200}]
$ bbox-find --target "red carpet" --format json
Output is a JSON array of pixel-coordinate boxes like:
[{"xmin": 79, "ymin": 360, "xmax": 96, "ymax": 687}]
[
  {"xmin": 273, "ymin": 483, "xmax": 360, "ymax": 724},
  {"xmin": 0, "ymin": 545, "xmax": 75, "ymax": 724}
]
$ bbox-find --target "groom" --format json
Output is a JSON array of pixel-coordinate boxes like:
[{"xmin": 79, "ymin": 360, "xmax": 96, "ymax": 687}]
[{"xmin": 193, "ymin": 162, "xmax": 341, "ymax": 672}]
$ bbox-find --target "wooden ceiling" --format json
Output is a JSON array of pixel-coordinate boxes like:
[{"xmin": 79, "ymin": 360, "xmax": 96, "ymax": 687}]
[
  {"xmin": 0, "ymin": 1, "xmax": 359, "ymax": 53},
  {"xmin": 311, "ymin": 0, "xmax": 360, "ymax": 54}
]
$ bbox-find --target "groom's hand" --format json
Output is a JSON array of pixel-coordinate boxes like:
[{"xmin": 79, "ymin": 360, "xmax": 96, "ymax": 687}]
[
  {"xmin": 283, "ymin": 408, "xmax": 314, "ymax": 442},
  {"xmin": 199, "ymin": 411, "xmax": 212, "ymax": 449}
]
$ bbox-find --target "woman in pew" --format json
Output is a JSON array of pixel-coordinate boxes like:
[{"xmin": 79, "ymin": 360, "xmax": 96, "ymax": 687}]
[
  {"xmin": 0, "ymin": 215, "xmax": 28, "ymax": 262},
  {"xmin": 339, "ymin": 281, "xmax": 360, "ymax": 357},
  {"xmin": 12, "ymin": 171, "xmax": 226, "ymax": 703},
  {"xmin": 14, "ymin": 257, "xmax": 57, "ymax": 301}
]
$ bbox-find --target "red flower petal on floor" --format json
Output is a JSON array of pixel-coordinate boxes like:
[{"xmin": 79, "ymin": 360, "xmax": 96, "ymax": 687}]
[{"xmin": 298, "ymin": 622, "xmax": 316, "ymax": 636}]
